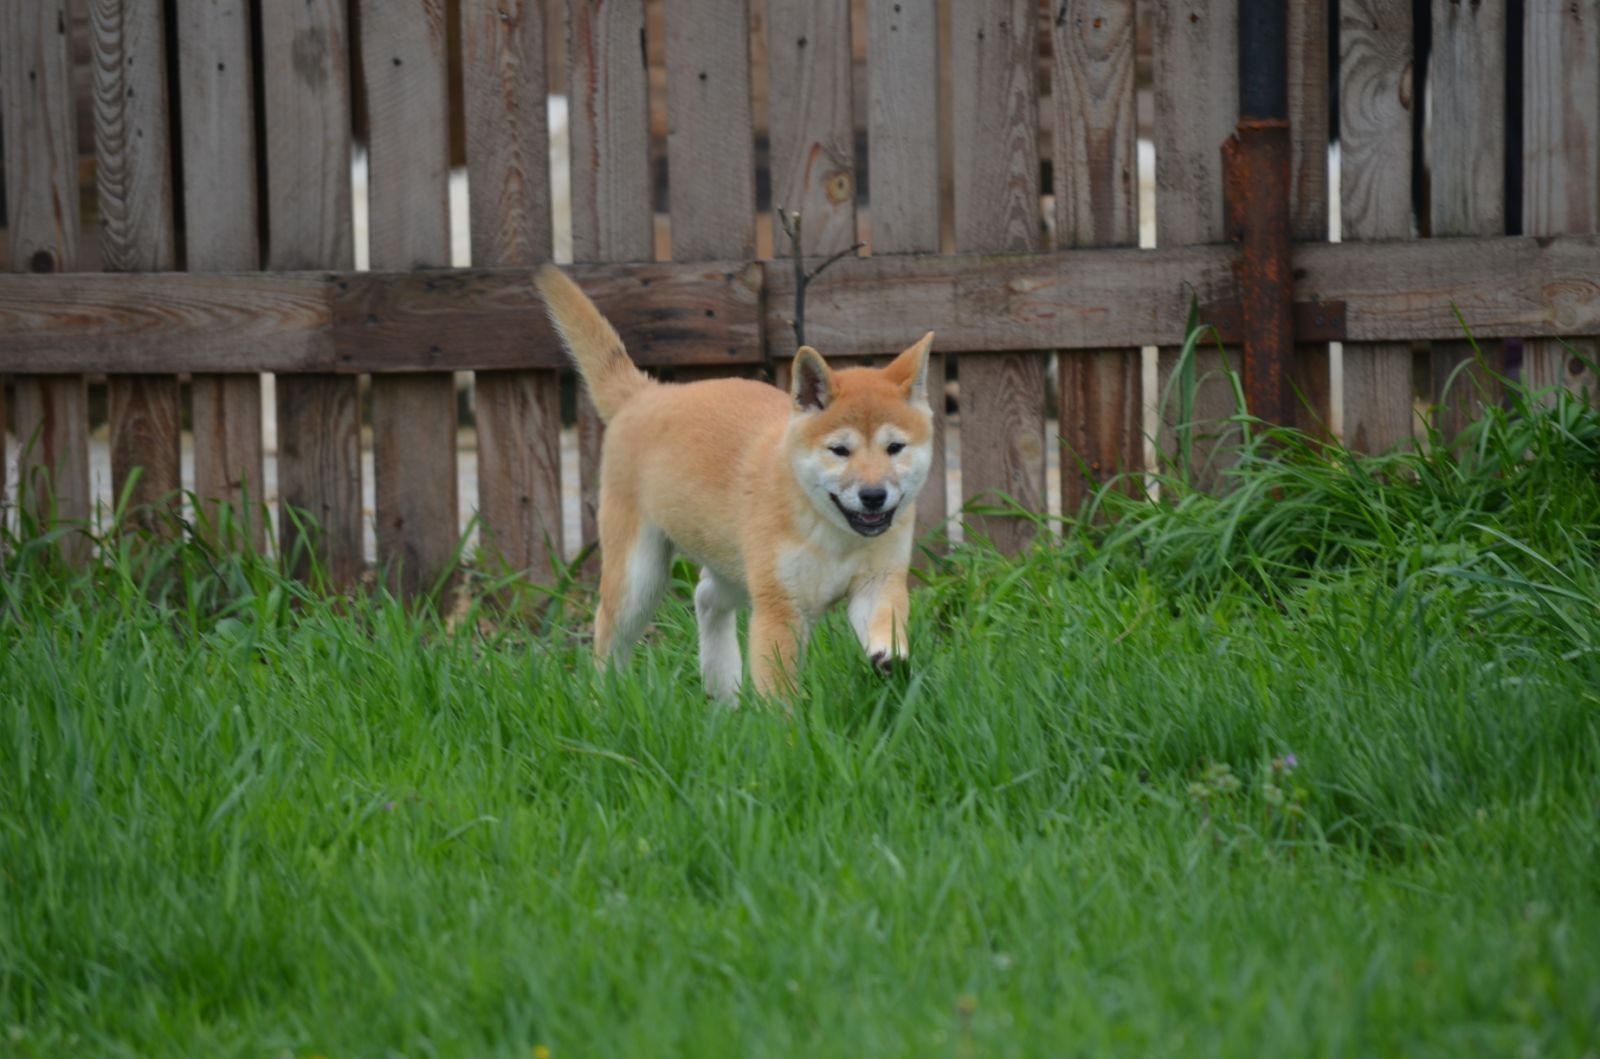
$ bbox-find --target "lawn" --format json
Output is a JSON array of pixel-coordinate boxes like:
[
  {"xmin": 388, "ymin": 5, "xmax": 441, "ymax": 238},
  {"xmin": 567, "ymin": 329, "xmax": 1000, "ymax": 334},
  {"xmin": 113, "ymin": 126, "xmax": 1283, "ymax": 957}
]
[{"xmin": 3, "ymin": 378, "xmax": 1599, "ymax": 1057}]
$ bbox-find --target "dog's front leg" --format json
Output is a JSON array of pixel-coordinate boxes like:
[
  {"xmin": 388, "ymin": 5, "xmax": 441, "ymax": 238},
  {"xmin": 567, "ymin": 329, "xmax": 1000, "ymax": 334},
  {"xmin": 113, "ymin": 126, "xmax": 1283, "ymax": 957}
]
[
  {"xmin": 749, "ymin": 600, "xmax": 809, "ymax": 700},
  {"xmin": 847, "ymin": 573, "xmax": 909, "ymax": 673}
]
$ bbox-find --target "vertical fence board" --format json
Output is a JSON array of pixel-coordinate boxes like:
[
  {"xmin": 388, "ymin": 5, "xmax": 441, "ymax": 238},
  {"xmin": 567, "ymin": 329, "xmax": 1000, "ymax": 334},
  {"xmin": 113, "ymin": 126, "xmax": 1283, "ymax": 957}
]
[
  {"xmin": 1153, "ymin": 0, "xmax": 1238, "ymax": 484},
  {"xmin": 663, "ymin": 0, "xmax": 756, "ymax": 386},
  {"xmin": 867, "ymin": 0, "xmax": 945, "ymax": 544},
  {"xmin": 1288, "ymin": 0, "xmax": 1332, "ymax": 433},
  {"xmin": 664, "ymin": 0, "xmax": 757, "ymax": 262},
  {"xmin": 1523, "ymin": 0, "xmax": 1599, "ymax": 400},
  {"xmin": 1339, "ymin": 0, "xmax": 1415, "ymax": 452},
  {"xmin": 1052, "ymin": 0, "xmax": 1139, "ymax": 515},
  {"xmin": 263, "ymin": 0, "xmax": 363, "ymax": 584},
  {"xmin": 867, "ymin": 0, "xmax": 939, "ymax": 255},
  {"xmin": 106, "ymin": 368, "xmax": 181, "ymax": 529},
  {"xmin": 3, "ymin": 0, "xmax": 91, "ymax": 563},
  {"xmin": 568, "ymin": 0, "xmax": 655, "ymax": 561},
  {"xmin": 462, "ymin": 0, "xmax": 564, "ymax": 583},
  {"xmin": 361, "ymin": 0, "xmax": 459, "ymax": 598},
  {"xmin": 767, "ymin": 0, "xmax": 856, "ymax": 258},
  {"xmin": 766, "ymin": 1, "xmax": 855, "ymax": 427},
  {"xmin": 178, "ymin": 0, "xmax": 265, "ymax": 548},
  {"xmin": 93, "ymin": 0, "xmax": 182, "ymax": 531},
  {"xmin": 951, "ymin": 0, "xmax": 1045, "ymax": 554},
  {"xmin": 190, "ymin": 376, "xmax": 263, "ymax": 533},
  {"xmin": 1428, "ymin": 0, "xmax": 1505, "ymax": 439}
]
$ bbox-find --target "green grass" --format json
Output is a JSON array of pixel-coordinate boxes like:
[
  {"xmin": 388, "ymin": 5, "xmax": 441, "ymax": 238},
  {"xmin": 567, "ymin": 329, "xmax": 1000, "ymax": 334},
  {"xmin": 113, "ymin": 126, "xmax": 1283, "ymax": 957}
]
[{"xmin": 3, "ymin": 363, "xmax": 1599, "ymax": 1056}]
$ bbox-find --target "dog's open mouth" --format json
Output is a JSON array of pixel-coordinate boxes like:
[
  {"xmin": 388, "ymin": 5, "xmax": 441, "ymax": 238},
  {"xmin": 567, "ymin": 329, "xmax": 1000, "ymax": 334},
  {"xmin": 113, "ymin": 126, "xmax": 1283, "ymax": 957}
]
[{"xmin": 831, "ymin": 495, "xmax": 897, "ymax": 536}]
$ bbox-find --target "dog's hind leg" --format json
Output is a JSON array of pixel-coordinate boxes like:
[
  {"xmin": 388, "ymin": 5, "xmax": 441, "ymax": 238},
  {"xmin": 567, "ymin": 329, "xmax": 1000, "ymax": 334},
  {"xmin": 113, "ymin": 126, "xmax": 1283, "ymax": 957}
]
[
  {"xmin": 594, "ymin": 508, "xmax": 671, "ymax": 667},
  {"xmin": 695, "ymin": 568, "xmax": 745, "ymax": 703}
]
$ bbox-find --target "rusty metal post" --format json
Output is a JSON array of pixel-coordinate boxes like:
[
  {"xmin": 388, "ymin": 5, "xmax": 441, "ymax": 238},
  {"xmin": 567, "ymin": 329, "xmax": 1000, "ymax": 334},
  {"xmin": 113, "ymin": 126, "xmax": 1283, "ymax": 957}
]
[{"xmin": 1226, "ymin": 0, "xmax": 1294, "ymax": 427}]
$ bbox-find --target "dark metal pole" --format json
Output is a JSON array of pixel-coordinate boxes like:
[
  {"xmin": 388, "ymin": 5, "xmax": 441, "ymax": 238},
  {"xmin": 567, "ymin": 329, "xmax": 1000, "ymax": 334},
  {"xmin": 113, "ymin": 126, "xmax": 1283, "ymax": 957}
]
[
  {"xmin": 1227, "ymin": 0, "xmax": 1293, "ymax": 427},
  {"xmin": 1239, "ymin": 0, "xmax": 1288, "ymax": 121}
]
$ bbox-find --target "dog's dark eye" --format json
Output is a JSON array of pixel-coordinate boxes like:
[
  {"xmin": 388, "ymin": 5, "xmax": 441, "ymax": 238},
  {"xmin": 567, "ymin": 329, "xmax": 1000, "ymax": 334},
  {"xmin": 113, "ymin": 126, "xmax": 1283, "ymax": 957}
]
[
  {"xmin": 829, "ymin": 445, "xmax": 851, "ymax": 458},
  {"xmin": 886, "ymin": 442, "xmax": 906, "ymax": 456}
]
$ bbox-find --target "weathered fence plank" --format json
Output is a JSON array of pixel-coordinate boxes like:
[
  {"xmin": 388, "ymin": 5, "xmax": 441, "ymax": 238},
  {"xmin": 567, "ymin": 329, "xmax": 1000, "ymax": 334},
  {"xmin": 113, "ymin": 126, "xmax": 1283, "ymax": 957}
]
[
  {"xmin": 767, "ymin": 0, "xmax": 856, "ymax": 386},
  {"xmin": 3, "ymin": 0, "xmax": 91, "ymax": 564},
  {"xmin": 462, "ymin": 0, "xmax": 563, "ymax": 582},
  {"xmin": 1339, "ymin": 0, "xmax": 1415, "ymax": 453},
  {"xmin": 1429, "ymin": 0, "xmax": 1506, "ymax": 439},
  {"xmin": 773, "ymin": 236, "xmax": 1600, "ymax": 350},
  {"xmin": 177, "ymin": 0, "xmax": 265, "ymax": 548},
  {"xmin": 9, "ymin": 237, "xmax": 1600, "ymax": 370},
  {"xmin": 1288, "ymin": 0, "xmax": 1332, "ymax": 434},
  {"xmin": 663, "ymin": 0, "xmax": 757, "ymax": 388},
  {"xmin": 263, "ymin": 0, "xmax": 363, "ymax": 583},
  {"xmin": 951, "ymin": 0, "xmax": 1046, "ymax": 554},
  {"xmin": 93, "ymin": 0, "xmax": 182, "ymax": 532},
  {"xmin": 767, "ymin": 0, "xmax": 856, "ymax": 260},
  {"xmin": 769, "ymin": 246, "xmax": 1229, "ymax": 354},
  {"xmin": 361, "ymin": 0, "xmax": 459, "ymax": 598},
  {"xmin": 866, "ymin": 0, "xmax": 946, "ymax": 543},
  {"xmin": 0, "ymin": 262, "xmax": 762, "ymax": 371},
  {"xmin": 866, "ymin": 0, "xmax": 940, "ymax": 256},
  {"xmin": 1523, "ymin": 0, "xmax": 1599, "ymax": 401},
  {"xmin": 664, "ymin": 0, "xmax": 757, "ymax": 263},
  {"xmin": 568, "ymin": 0, "xmax": 656, "ymax": 562},
  {"xmin": 766, "ymin": 0, "xmax": 859, "ymax": 437},
  {"xmin": 1051, "ymin": 0, "xmax": 1140, "ymax": 513},
  {"xmin": 1154, "ymin": 0, "xmax": 1239, "ymax": 482}
]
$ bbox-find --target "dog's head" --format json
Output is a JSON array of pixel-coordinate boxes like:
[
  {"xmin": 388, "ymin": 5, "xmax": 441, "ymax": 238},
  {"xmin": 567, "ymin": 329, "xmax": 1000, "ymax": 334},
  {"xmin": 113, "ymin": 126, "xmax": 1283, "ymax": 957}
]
[{"xmin": 785, "ymin": 333, "xmax": 936, "ymax": 538}]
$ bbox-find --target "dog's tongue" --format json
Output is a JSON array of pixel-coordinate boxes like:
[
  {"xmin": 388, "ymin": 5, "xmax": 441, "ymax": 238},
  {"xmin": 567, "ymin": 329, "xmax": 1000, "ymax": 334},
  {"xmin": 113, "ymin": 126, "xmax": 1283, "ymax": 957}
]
[{"xmin": 859, "ymin": 511, "xmax": 886, "ymax": 524}]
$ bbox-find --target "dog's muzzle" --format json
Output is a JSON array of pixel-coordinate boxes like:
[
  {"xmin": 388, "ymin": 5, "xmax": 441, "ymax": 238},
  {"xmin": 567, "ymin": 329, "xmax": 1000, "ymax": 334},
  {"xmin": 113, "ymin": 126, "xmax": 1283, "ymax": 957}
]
[{"xmin": 831, "ymin": 494, "xmax": 897, "ymax": 537}]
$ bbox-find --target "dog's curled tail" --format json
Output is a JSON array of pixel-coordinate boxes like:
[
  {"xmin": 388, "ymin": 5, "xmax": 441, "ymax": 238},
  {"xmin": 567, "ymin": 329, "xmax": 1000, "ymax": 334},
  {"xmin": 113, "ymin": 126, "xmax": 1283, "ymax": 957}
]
[{"xmin": 535, "ymin": 265, "xmax": 652, "ymax": 422}]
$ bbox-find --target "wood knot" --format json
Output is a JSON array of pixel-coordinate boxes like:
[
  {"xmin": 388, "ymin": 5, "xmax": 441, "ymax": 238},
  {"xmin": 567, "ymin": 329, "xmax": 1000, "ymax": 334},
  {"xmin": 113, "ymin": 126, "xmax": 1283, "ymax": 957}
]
[{"xmin": 29, "ymin": 250, "xmax": 56, "ymax": 273}]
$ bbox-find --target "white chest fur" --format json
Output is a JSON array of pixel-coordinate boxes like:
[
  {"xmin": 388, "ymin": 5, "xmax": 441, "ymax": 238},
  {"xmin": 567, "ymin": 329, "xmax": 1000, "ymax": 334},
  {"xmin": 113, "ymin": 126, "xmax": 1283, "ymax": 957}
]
[{"xmin": 774, "ymin": 522, "xmax": 909, "ymax": 620}]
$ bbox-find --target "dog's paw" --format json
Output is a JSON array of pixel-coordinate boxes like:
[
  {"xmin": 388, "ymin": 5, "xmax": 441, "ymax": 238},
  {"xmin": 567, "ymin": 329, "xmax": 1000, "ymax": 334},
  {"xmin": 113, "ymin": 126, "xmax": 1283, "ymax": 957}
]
[{"xmin": 870, "ymin": 650, "xmax": 909, "ymax": 677}]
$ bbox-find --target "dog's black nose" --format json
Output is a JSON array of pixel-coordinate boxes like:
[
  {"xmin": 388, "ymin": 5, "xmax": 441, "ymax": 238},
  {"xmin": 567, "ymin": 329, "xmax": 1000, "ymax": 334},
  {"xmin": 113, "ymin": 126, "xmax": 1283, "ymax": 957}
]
[{"xmin": 859, "ymin": 487, "xmax": 888, "ymax": 511}]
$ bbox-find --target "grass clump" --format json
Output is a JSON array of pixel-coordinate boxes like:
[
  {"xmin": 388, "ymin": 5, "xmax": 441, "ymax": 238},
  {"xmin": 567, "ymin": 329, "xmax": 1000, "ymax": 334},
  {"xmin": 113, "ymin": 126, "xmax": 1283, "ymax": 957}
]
[{"xmin": 2, "ymin": 362, "xmax": 1598, "ymax": 1057}]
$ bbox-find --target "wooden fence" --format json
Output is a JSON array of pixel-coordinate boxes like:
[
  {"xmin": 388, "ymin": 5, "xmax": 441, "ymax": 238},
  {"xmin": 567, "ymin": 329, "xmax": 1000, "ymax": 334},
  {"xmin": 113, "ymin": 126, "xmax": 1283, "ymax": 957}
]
[{"xmin": 2, "ymin": 0, "xmax": 1597, "ymax": 594}]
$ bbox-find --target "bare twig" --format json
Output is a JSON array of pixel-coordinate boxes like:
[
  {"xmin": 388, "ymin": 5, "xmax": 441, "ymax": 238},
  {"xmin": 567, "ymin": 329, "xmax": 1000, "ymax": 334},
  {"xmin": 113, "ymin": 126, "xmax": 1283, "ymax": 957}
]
[
  {"xmin": 776, "ymin": 206, "xmax": 863, "ymax": 351},
  {"xmin": 807, "ymin": 241, "xmax": 866, "ymax": 284}
]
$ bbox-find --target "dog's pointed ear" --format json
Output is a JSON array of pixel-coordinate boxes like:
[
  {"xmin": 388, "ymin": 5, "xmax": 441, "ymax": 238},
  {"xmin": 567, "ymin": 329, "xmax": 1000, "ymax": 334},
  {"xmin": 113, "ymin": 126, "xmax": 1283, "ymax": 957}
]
[
  {"xmin": 791, "ymin": 346, "xmax": 837, "ymax": 412},
  {"xmin": 884, "ymin": 332, "xmax": 935, "ymax": 405}
]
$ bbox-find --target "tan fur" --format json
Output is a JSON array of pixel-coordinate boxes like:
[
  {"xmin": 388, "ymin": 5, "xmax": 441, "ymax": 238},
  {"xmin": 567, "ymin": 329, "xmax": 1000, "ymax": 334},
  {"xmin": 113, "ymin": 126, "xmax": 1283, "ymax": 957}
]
[
  {"xmin": 535, "ymin": 264, "xmax": 937, "ymax": 702},
  {"xmin": 535, "ymin": 266, "xmax": 653, "ymax": 421}
]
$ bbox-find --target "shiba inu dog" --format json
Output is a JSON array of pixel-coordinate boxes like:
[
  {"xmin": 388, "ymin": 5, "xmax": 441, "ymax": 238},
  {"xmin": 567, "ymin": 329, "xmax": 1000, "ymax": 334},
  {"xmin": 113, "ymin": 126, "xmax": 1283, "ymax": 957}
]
[{"xmin": 535, "ymin": 265, "xmax": 936, "ymax": 702}]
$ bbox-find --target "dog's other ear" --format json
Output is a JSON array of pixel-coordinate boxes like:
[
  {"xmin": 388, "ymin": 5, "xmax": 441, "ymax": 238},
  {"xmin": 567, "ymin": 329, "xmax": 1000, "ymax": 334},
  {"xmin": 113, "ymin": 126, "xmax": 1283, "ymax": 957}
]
[
  {"xmin": 791, "ymin": 346, "xmax": 837, "ymax": 412},
  {"xmin": 884, "ymin": 331, "xmax": 935, "ymax": 405}
]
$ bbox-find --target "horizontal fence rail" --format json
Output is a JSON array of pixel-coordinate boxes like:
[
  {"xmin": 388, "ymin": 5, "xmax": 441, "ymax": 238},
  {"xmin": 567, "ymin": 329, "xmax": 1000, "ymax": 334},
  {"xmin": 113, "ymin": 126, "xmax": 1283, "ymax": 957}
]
[{"xmin": 1, "ymin": 236, "xmax": 1598, "ymax": 372}]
